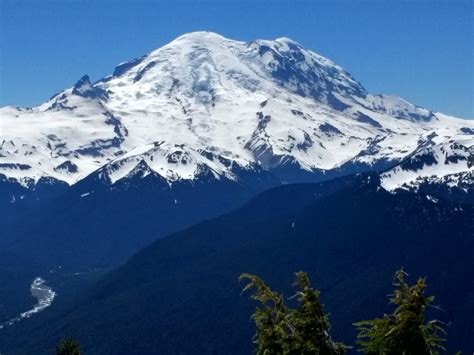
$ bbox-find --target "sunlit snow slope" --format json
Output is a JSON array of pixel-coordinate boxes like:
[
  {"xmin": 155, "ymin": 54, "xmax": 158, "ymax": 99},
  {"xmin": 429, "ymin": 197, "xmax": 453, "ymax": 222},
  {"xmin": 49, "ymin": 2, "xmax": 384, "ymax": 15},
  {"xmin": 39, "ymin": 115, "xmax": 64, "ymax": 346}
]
[
  {"xmin": 381, "ymin": 134, "xmax": 473, "ymax": 191},
  {"xmin": 1, "ymin": 32, "xmax": 472, "ymax": 188}
]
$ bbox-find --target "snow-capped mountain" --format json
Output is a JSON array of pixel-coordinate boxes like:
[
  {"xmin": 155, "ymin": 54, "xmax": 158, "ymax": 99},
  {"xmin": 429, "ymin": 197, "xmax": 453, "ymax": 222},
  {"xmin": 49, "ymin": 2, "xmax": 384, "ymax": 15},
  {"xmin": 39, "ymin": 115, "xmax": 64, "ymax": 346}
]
[
  {"xmin": 1, "ymin": 31, "xmax": 472, "ymax": 189},
  {"xmin": 381, "ymin": 135, "xmax": 473, "ymax": 194}
]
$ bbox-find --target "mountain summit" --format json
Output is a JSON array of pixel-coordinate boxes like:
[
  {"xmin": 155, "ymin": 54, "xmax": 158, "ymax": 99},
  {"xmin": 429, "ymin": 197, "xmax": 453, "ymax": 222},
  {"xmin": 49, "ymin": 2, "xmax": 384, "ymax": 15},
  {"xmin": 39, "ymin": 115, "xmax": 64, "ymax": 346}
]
[{"xmin": 1, "ymin": 31, "xmax": 472, "ymax": 188}]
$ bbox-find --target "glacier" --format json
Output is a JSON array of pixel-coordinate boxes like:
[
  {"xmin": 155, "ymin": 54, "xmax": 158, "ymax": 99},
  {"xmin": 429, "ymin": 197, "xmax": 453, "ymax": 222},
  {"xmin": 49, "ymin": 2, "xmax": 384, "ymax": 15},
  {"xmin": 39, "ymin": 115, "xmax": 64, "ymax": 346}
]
[{"xmin": 1, "ymin": 31, "xmax": 472, "ymax": 190}]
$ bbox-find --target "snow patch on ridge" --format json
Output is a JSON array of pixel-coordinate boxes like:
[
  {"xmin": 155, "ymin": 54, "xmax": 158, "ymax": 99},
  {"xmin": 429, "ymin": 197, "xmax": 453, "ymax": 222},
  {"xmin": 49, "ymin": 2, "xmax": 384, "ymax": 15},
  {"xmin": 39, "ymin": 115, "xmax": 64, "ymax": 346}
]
[
  {"xmin": 98, "ymin": 142, "xmax": 250, "ymax": 184},
  {"xmin": 380, "ymin": 135, "xmax": 474, "ymax": 191}
]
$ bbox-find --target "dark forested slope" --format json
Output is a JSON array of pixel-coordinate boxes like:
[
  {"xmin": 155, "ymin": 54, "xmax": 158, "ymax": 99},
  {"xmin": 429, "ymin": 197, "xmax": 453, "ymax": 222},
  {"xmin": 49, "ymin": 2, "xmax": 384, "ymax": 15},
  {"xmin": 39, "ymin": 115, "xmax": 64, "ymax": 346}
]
[{"xmin": 2, "ymin": 173, "xmax": 472, "ymax": 354}]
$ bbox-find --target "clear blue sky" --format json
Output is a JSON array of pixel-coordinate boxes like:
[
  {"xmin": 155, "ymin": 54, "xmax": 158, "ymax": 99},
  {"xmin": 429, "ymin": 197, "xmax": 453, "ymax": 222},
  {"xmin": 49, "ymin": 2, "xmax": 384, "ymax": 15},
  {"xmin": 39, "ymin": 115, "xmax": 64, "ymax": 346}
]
[{"xmin": 1, "ymin": 0, "xmax": 472, "ymax": 118}]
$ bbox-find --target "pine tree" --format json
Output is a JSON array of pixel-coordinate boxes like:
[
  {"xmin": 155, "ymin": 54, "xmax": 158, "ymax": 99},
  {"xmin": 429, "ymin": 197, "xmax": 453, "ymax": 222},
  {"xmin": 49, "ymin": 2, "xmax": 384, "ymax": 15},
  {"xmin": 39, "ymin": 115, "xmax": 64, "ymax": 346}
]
[
  {"xmin": 354, "ymin": 269, "xmax": 445, "ymax": 355},
  {"xmin": 289, "ymin": 272, "xmax": 346, "ymax": 354},
  {"xmin": 56, "ymin": 337, "xmax": 82, "ymax": 355},
  {"xmin": 240, "ymin": 272, "xmax": 346, "ymax": 354}
]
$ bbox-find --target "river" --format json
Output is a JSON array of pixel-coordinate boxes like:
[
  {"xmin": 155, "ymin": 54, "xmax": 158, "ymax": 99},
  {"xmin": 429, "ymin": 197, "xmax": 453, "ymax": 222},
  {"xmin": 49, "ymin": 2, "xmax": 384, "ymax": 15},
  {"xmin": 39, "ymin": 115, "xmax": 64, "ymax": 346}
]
[{"xmin": 0, "ymin": 277, "xmax": 56, "ymax": 329}]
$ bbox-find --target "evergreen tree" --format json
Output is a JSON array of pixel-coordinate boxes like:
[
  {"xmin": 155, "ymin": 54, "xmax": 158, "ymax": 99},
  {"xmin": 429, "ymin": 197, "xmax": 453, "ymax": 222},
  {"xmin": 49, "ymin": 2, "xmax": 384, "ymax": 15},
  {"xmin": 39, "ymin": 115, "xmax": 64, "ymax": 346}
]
[
  {"xmin": 240, "ymin": 272, "xmax": 346, "ymax": 354},
  {"xmin": 354, "ymin": 269, "xmax": 445, "ymax": 355},
  {"xmin": 289, "ymin": 272, "xmax": 346, "ymax": 354},
  {"xmin": 56, "ymin": 337, "xmax": 81, "ymax": 355}
]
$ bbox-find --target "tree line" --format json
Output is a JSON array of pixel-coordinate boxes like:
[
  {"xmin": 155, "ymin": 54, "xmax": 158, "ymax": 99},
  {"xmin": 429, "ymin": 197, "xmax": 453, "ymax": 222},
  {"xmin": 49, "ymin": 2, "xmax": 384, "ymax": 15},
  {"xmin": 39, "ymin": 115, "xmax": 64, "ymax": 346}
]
[
  {"xmin": 240, "ymin": 269, "xmax": 450, "ymax": 355},
  {"xmin": 56, "ymin": 268, "xmax": 453, "ymax": 355}
]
